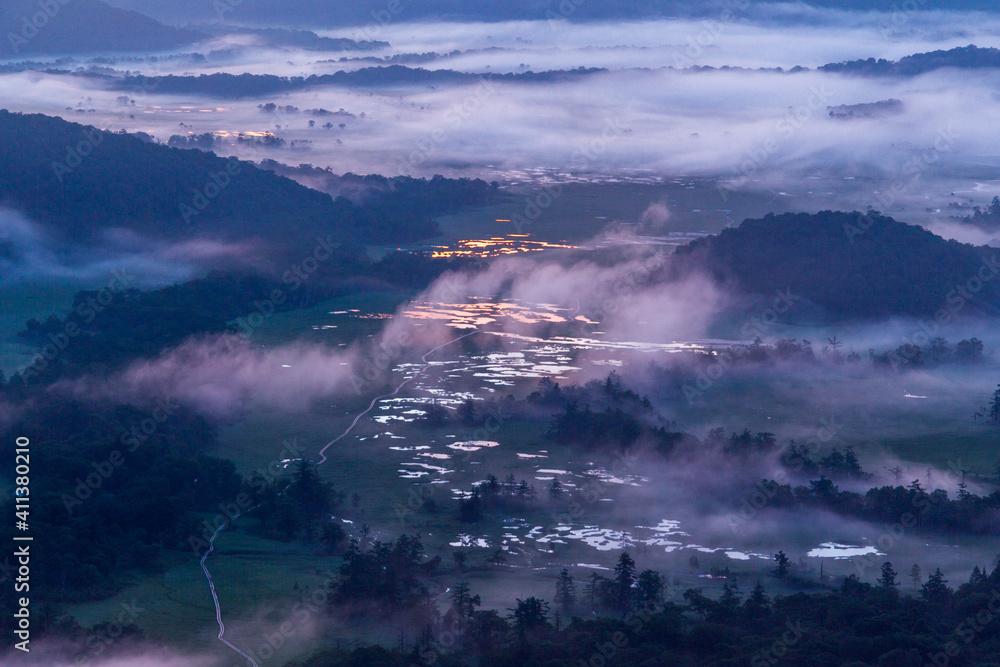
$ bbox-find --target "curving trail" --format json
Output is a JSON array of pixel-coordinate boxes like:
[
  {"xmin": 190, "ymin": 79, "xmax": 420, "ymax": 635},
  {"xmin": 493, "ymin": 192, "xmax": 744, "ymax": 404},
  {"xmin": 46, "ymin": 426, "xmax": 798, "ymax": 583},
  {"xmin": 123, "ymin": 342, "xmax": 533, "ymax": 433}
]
[
  {"xmin": 200, "ymin": 519, "xmax": 259, "ymax": 667},
  {"xmin": 317, "ymin": 330, "xmax": 479, "ymax": 464},
  {"xmin": 199, "ymin": 329, "xmax": 477, "ymax": 665}
]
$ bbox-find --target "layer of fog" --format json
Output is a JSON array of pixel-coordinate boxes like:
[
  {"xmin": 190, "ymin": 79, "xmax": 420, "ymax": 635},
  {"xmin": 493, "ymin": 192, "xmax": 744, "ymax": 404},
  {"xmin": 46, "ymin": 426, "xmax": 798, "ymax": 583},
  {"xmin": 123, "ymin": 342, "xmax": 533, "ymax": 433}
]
[
  {"xmin": 3, "ymin": 13, "xmax": 1000, "ymax": 217},
  {"xmin": 42, "ymin": 240, "xmax": 717, "ymax": 418},
  {"xmin": 321, "ymin": 13, "xmax": 1000, "ymax": 71},
  {"xmin": 0, "ymin": 642, "xmax": 220, "ymax": 667},
  {"xmin": 21, "ymin": 11, "xmax": 1000, "ymax": 76},
  {"xmin": 50, "ymin": 225, "xmax": 1000, "ymax": 458},
  {"xmin": 7, "ymin": 8, "xmax": 1000, "ymax": 663},
  {"xmin": 52, "ymin": 335, "xmax": 364, "ymax": 418},
  {"xmin": 3, "ymin": 65, "xmax": 998, "ymax": 220},
  {"xmin": 605, "ymin": 469, "xmax": 993, "ymax": 589},
  {"xmin": 387, "ymin": 240, "xmax": 1000, "ymax": 496},
  {"xmin": 33, "ymin": 234, "xmax": 1000, "ymax": 661},
  {"xmin": 0, "ymin": 208, "xmax": 266, "ymax": 287},
  {"xmin": 926, "ymin": 218, "xmax": 1000, "ymax": 246},
  {"xmin": 80, "ymin": 6, "xmax": 1000, "ymax": 72}
]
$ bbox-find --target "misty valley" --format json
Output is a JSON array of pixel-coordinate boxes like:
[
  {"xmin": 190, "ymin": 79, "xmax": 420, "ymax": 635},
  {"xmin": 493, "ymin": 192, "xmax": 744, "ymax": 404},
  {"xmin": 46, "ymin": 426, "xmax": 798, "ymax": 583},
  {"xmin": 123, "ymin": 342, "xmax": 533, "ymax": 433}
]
[{"xmin": 2, "ymin": 2, "xmax": 1000, "ymax": 667}]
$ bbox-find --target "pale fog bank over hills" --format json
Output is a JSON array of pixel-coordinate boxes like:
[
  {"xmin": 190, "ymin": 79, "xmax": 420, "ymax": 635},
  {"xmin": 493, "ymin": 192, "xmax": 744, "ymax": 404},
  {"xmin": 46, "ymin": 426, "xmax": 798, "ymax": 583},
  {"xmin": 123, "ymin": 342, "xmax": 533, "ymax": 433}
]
[
  {"xmin": 104, "ymin": 0, "xmax": 1000, "ymax": 25},
  {"xmin": 4, "ymin": 3, "xmax": 1000, "ymax": 667},
  {"xmin": 2, "ymin": 1, "xmax": 1000, "ymax": 232}
]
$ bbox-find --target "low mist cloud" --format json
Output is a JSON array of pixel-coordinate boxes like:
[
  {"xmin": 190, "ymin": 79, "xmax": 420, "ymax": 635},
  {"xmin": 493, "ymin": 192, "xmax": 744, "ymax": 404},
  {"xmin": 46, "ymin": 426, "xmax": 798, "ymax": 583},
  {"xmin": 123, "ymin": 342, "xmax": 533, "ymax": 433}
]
[
  {"xmin": 3, "ymin": 13, "xmax": 999, "ymax": 209},
  {"xmin": 0, "ymin": 208, "xmax": 267, "ymax": 286},
  {"xmin": 0, "ymin": 642, "xmax": 219, "ymax": 667},
  {"xmin": 53, "ymin": 335, "xmax": 361, "ymax": 418}
]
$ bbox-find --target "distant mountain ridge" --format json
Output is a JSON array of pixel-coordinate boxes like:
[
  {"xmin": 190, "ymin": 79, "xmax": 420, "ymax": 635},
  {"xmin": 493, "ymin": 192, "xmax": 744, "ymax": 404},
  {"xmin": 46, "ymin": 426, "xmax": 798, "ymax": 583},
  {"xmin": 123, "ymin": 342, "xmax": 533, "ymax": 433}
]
[
  {"xmin": 827, "ymin": 99, "xmax": 903, "ymax": 120},
  {"xmin": 672, "ymin": 211, "xmax": 1000, "ymax": 320},
  {"xmin": 100, "ymin": 0, "xmax": 1000, "ymax": 26},
  {"xmin": 0, "ymin": 110, "xmax": 500, "ymax": 261},
  {"xmin": 819, "ymin": 45, "xmax": 1000, "ymax": 77},
  {"xmin": 11, "ymin": 45, "xmax": 998, "ymax": 98},
  {"xmin": 1, "ymin": 0, "xmax": 201, "ymax": 57},
  {"xmin": 194, "ymin": 26, "xmax": 387, "ymax": 51},
  {"xmin": 102, "ymin": 66, "xmax": 607, "ymax": 98}
]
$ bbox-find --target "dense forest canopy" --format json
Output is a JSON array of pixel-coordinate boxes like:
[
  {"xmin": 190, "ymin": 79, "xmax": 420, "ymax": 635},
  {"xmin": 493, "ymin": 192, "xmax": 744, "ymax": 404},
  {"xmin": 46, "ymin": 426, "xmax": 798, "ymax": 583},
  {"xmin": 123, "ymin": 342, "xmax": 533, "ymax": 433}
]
[
  {"xmin": 0, "ymin": 109, "xmax": 362, "ymax": 248},
  {"xmin": 672, "ymin": 210, "xmax": 1000, "ymax": 320},
  {"xmin": 820, "ymin": 45, "xmax": 1000, "ymax": 76},
  {"xmin": 0, "ymin": 110, "xmax": 501, "ymax": 260},
  {"xmin": 287, "ymin": 558, "xmax": 1000, "ymax": 667},
  {"xmin": 100, "ymin": 67, "xmax": 607, "ymax": 98}
]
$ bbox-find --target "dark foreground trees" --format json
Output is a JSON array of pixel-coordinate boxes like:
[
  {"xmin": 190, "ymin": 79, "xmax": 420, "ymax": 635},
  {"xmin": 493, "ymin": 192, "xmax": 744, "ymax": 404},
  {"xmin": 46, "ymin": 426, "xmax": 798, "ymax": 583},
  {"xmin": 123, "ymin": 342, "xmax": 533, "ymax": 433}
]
[
  {"xmin": 332, "ymin": 534, "xmax": 441, "ymax": 614},
  {"xmin": 293, "ymin": 560, "xmax": 1000, "ymax": 667}
]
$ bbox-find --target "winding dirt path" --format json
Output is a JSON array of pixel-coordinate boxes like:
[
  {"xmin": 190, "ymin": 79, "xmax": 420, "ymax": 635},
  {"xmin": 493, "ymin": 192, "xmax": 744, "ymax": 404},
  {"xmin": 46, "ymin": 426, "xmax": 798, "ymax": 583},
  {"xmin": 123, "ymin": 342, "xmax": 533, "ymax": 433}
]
[
  {"xmin": 200, "ymin": 520, "xmax": 259, "ymax": 667},
  {"xmin": 199, "ymin": 330, "xmax": 478, "ymax": 665}
]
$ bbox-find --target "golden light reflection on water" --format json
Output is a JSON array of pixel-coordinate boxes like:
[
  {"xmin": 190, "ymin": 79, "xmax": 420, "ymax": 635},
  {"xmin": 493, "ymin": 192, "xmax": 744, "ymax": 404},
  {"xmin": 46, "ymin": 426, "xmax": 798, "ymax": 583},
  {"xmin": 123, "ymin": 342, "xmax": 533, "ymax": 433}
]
[
  {"xmin": 430, "ymin": 234, "xmax": 575, "ymax": 258},
  {"xmin": 399, "ymin": 300, "xmax": 717, "ymax": 354},
  {"xmin": 216, "ymin": 130, "xmax": 275, "ymax": 138},
  {"xmin": 402, "ymin": 300, "xmax": 572, "ymax": 329}
]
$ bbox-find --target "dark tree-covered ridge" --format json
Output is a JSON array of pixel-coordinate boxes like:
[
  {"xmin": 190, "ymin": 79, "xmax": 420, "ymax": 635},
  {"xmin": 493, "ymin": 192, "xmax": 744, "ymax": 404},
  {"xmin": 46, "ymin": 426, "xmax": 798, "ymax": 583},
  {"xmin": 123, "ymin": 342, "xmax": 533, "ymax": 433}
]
[
  {"xmin": 0, "ymin": 109, "xmax": 362, "ymax": 248},
  {"xmin": 672, "ymin": 210, "xmax": 1000, "ymax": 320},
  {"xmin": 93, "ymin": 66, "xmax": 607, "ymax": 98},
  {"xmin": 0, "ymin": 110, "xmax": 500, "ymax": 257},
  {"xmin": 291, "ymin": 561, "xmax": 1000, "ymax": 667},
  {"xmin": 0, "ymin": 0, "xmax": 201, "ymax": 57},
  {"xmin": 819, "ymin": 45, "xmax": 1000, "ymax": 76}
]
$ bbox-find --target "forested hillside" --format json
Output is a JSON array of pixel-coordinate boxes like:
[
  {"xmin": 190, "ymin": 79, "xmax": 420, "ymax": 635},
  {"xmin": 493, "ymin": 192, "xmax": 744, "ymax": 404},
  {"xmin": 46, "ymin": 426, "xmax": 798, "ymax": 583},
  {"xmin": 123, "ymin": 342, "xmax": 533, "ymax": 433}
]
[
  {"xmin": 0, "ymin": 0, "xmax": 199, "ymax": 57},
  {"xmin": 0, "ymin": 111, "xmax": 501, "ymax": 257},
  {"xmin": 672, "ymin": 211, "xmax": 1000, "ymax": 319},
  {"xmin": 820, "ymin": 45, "xmax": 1000, "ymax": 76}
]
